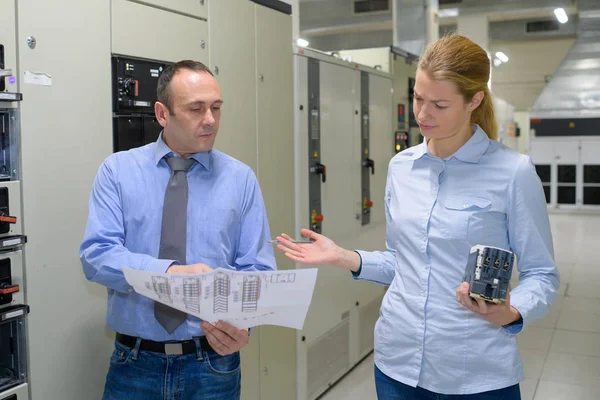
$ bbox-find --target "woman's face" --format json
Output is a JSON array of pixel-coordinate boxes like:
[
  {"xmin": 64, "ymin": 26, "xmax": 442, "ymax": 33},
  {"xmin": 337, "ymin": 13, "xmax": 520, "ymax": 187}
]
[{"xmin": 413, "ymin": 69, "xmax": 480, "ymax": 142}]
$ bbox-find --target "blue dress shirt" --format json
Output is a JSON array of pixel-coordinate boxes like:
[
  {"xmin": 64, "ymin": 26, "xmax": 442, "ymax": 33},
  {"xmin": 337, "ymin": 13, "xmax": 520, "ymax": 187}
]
[
  {"xmin": 80, "ymin": 134, "xmax": 277, "ymax": 341},
  {"xmin": 354, "ymin": 125, "xmax": 559, "ymax": 394}
]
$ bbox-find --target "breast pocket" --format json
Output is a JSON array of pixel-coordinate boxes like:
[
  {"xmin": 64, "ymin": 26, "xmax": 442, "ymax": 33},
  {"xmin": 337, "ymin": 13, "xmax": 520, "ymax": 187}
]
[
  {"xmin": 191, "ymin": 207, "xmax": 239, "ymax": 260},
  {"xmin": 440, "ymin": 196, "xmax": 492, "ymax": 241}
]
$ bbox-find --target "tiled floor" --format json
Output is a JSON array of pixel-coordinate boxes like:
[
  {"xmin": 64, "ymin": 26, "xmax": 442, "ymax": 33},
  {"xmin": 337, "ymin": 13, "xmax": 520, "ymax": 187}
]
[{"xmin": 319, "ymin": 212, "xmax": 600, "ymax": 400}]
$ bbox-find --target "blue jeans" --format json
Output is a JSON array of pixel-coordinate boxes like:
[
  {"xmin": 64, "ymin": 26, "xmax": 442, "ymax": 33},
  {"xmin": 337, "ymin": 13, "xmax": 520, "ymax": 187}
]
[
  {"xmin": 102, "ymin": 340, "xmax": 241, "ymax": 400},
  {"xmin": 374, "ymin": 365, "xmax": 521, "ymax": 400}
]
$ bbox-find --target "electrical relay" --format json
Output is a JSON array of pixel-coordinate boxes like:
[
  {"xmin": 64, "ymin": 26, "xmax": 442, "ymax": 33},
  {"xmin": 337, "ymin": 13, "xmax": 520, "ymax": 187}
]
[{"xmin": 463, "ymin": 245, "xmax": 515, "ymax": 304}]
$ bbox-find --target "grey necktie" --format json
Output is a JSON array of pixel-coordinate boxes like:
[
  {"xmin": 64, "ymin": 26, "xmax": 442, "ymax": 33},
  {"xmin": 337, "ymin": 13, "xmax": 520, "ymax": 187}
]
[{"xmin": 154, "ymin": 156, "xmax": 196, "ymax": 334}]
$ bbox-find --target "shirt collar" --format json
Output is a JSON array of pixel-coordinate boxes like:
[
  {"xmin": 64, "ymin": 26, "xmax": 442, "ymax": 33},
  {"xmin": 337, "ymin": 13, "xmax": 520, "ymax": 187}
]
[
  {"xmin": 451, "ymin": 125, "xmax": 490, "ymax": 163},
  {"xmin": 409, "ymin": 124, "xmax": 490, "ymax": 163},
  {"xmin": 154, "ymin": 130, "xmax": 211, "ymax": 170}
]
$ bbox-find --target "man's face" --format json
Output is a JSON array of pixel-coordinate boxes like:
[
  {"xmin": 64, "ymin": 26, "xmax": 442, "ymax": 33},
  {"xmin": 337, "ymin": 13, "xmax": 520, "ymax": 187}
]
[{"xmin": 155, "ymin": 69, "xmax": 223, "ymax": 156}]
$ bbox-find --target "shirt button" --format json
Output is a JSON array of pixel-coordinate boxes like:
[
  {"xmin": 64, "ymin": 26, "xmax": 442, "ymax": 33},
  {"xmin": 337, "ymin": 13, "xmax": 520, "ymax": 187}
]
[
  {"xmin": 418, "ymin": 346, "xmax": 423, "ymax": 351},
  {"xmin": 422, "ymin": 291, "xmax": 427, "ymax": 297},
  {"xmin": 128, "ymin": 288, "xmax": 133, "ymax": 292}
]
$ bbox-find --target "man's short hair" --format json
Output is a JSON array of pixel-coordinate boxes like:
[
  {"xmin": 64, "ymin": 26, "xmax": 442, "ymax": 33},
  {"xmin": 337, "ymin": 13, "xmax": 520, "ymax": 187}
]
[{"xmin": 157, "ymin": 60, "xmax": 214, "ymax": 114}]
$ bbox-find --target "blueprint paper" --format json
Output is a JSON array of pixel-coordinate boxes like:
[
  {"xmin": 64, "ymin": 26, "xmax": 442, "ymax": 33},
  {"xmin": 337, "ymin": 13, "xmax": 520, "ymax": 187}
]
[{"xmin": 122, "ymin": 267, "xmax": 319, "ymax": 330}]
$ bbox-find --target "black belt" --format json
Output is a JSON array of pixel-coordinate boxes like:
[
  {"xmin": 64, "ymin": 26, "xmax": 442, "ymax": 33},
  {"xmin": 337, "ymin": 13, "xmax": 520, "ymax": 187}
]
[{"xmin": 116, "ymin": 333, "xmax": 212, "ymax": 355}]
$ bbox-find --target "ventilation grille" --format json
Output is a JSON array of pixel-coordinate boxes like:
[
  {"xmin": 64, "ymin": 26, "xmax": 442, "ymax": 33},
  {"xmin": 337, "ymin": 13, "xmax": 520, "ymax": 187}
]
[
  {"xmin": 359, "ymin": 296, "xmax": 383, "ymax": 356},
  {"xmin": 307, "ymin": 315, "xmax": 350, "ymax": 399},
  {"xmin": 353, "ymin": 0, "xmax": 389, "ymax": 14},
  {"xmin": 526, "ymin": 19, "xmax": 560, "ymax": 33}
]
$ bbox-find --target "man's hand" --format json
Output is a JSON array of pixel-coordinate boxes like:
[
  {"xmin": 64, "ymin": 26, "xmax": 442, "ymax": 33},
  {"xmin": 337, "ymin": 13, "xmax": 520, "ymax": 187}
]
[
  {"xmin": 167, "ymin": 263, "xmax": 213, "ymax": 274},
  {"xmin": 456, "ymin": 282, "xmax": 521, "ymax": 326},
  {"xmin": 201, "ymin": 321, "xmax": 249, "ymax": 356}
]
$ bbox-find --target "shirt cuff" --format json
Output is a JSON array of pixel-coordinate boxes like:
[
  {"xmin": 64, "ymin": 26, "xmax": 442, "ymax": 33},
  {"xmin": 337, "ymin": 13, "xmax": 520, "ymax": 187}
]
[
  {"xmin": 351, "ymin": 251, "xmax": 363, "ymax": 279},
  {"xmin": 146, "ymin": 259, "xmax": 179, "ymax": 274},
  {"xmin": 502, "ymin": 315, "xmax": 524, "ymax": 335}
]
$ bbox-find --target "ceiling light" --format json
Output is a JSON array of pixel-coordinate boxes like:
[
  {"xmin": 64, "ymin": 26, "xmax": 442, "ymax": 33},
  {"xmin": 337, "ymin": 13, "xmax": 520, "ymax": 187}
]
[
  {"xmin": 493, "ymin": 58, "xmax": 502, "ymax": 67},
  {"xmin": 296, "ymin": 38, "xmax": 309, "ymax": 47},
  {"xmin": 495, "ymin": 52, "xmax": 509, "ymax": 63},
  {"xmin": 554, "ymin": 8, "xmax": 568, "ymax": 24},
  {"xmin": 438, "ymin": 8, "xmax": 459, "ymax": 18}
]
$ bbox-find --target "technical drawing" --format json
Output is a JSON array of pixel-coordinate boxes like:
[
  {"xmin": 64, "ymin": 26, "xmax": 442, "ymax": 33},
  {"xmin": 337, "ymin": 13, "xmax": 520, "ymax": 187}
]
[
  {"xmin": 270, "ymin": 272, "xmax": 296, "ymax": 284},
  {"xmin": 183, "ymin": 278, "xmax": 201, "ymax": 312},
  {"xmin": 213, "ymin": 272, "xmax": 230, "ymax": 313},
  {"xmin": 152, "ymin": 276, "xmax": 172, "ymax": 303},
  {"xmin": 242, "ymin": 275, "xmax": 261, "ymax": 313}
]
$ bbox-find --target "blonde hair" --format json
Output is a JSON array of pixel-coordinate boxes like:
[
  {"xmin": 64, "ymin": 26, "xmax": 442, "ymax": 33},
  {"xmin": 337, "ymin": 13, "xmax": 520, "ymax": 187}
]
[{"xmin": 417, "ymin": 34, "xmax": 498, "ymax": 140}]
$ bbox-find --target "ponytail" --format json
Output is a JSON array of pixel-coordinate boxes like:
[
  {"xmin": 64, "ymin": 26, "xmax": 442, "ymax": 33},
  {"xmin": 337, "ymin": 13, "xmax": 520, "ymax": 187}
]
[{"xmin": 471, "ymin": 88, "xmax": 498, "ymax": 141}]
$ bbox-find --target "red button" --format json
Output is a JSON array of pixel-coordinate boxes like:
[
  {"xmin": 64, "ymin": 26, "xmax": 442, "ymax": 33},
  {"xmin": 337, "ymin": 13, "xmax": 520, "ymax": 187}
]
[
  {"xmin": 315, "ymin": 215, "xmax": 324, "ymax": 222},
  {"xmin": 366, "ymin": 201, "xmax": 373, "ymax": 208}
]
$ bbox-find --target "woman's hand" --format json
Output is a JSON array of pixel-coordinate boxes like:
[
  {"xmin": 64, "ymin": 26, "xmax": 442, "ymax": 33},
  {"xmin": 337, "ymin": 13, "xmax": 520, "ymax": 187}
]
[
  {"xmin": 456, "ymin": 282, "xmax": 521, "ymax": 326},
  {"xmin": 275, "ymin": 229, "xmax": 340, "ymax": 265}
]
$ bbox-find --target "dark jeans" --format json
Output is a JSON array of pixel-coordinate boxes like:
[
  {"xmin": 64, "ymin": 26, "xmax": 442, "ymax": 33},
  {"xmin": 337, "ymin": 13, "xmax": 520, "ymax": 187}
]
[
  {"xmin": 374, "ymin": 364, "xmax": 521, "ymax": 400},
  {"xmin": 102, "ymin": 340, "xmax": 241, "ymax": 400}
]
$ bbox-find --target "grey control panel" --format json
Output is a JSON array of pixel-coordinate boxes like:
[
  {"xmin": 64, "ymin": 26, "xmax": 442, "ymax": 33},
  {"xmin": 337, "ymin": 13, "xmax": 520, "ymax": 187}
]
[
  {"xmin": 307, "ymin": 59, "xmax": 324, "ymax": 233},
  {"xmin": 361, "ymin": 72, "xmax": 374, "ymax": 225}
]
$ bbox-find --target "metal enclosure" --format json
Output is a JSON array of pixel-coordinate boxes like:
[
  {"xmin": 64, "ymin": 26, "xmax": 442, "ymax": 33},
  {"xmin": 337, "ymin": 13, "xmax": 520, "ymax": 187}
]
[
  {"xmin": 0, "ymin": 3, "xmax": 29, "ymax": 399},
  {"xmin": 293, "ymin": 47, "xmax": 392, "ymax": 400},
  {"xmin": 13, "ymin": 0, "xmax": 295, "ymax": 398},
  {"xmin": 529, "ymin": 137, "xmax": 600, "ymax": 211}
]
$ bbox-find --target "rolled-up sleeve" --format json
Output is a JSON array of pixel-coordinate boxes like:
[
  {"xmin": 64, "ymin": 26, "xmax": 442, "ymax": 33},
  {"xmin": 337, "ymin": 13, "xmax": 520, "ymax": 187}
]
[{"xmin": 506, "ymin": 156, "xmax": 560, "ymax": 333}]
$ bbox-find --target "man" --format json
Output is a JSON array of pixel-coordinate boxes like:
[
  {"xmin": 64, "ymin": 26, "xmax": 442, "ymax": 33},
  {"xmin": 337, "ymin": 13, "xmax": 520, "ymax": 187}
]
[{"xmin": 80, "ymin": 60, "xmax": 276, "ymax": 399}]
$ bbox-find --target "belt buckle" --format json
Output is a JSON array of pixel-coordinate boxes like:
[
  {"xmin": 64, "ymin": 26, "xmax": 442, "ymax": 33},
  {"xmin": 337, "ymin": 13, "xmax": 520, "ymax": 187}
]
[{"xmin": 164, "ymin": 343, "xmax": 183, "ymax": 355}]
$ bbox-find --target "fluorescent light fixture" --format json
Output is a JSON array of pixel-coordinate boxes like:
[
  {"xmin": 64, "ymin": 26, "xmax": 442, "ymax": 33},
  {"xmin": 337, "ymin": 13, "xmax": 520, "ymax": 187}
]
[
  {"xmin": 296, "ymin": 38, "xmax": 309, "ymax": 47},
  {"xmin": 438, "ymin": 8, "xmax": 459, "ymax": 18},
  {"xmin": 495, "ymin": 51, "xmax": 509, "ymax": 63},
  {"xmin": 493, "ymin": 58, "xmax": 502, "ymax": 67},
  {"xmin": 554, "ymin": 8, "xmax": 568, "ymax": 24}
]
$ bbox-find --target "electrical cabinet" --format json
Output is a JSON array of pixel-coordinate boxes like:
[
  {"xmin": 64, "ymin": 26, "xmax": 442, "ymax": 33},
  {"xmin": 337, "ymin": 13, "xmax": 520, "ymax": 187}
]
[
  {"xmin": 293, "ymin": 47, "xmax": 392, "ymax": 400},
  {"xmin": 208, "ymin": 1, "xmax": 295, "ymax": 400},
  {"xmin": 529, "ymin": 137, "xmax": 600, "ymax": 210},
  {"xmin": 1, "ymin": 5, "xmax": 29, "ymax": 399}
]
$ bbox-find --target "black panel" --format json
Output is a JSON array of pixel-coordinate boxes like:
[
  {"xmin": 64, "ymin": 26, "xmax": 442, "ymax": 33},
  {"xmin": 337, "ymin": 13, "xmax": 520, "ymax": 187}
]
[
  {"xmin": 557, "ymin": 186, "xmax": 576, "ymax": 204},
  {"xmin": 112, "ymin": 56, "xmax": 168, "ymax": 114},
  {"xmin": 0, "ymin": 44, "xmax": 5, "ymax": 92},
  {"xmin": 0, "ymin": 257, "xmax": 12, "ymax": 305},
  {"xmin": 584, "ymin": 165, "xmax": 600, "ymax": 184},
  {"xmin": 530, "ymin": 118, "xmax": 600, "ymax": 137},
  {"xmin": 354, "ymin": 0, "xmax": 389, "ymax": 13},
  {"xmin": 250, "ymin": 0, "xmax": 292, "ymax": 15},
  {"xmin": 542, "ymin": 185, "xmax": 551, "ymax": 204},
  {"xmin": 557, "ymin": 165, "xmax": 576, "ymax": 183},
  {"xmin": 361, "ymin": 72, "xmax": 372, "ymax": 226},
  {"xmin": 584, "ymin": 187, "xmax": 600, "ymax": 205},
  {"xmin": 408, "ymin": 77, "xmax": 418, "ymax": 128},
  {"xmin": 0, "ymin": 187, "xmax": 9, "ymax": 234},
  {"xmin": 535, "ymin": 165, "xmax": 551, "ymax": 183},
  {"xmin": 113, "ymin": 116, "xmax": 144, "ymax": 152}
]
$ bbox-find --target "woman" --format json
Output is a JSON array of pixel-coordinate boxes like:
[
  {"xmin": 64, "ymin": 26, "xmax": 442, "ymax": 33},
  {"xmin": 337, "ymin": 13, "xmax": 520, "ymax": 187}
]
[{"xmin": 275, "ymin": 34, "xmax": 559, "ymax": 399}]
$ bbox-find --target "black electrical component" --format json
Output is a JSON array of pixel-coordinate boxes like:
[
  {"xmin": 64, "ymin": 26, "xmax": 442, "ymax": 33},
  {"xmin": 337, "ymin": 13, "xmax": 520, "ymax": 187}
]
[
  {"xmin": 0, "ymin": 258, "xmax": 15, "ymax": 306},
  {"xmin": 112, "ymin": 56, "xmax": 169, "ymax": 152},
  {"xmin": 394, "ymin": 131, "xmax": 409, "ymax": 153},
  {"xmin": 463, "ymin": 245, "xmax": 515, "ymax": 304}
]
